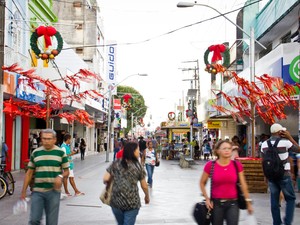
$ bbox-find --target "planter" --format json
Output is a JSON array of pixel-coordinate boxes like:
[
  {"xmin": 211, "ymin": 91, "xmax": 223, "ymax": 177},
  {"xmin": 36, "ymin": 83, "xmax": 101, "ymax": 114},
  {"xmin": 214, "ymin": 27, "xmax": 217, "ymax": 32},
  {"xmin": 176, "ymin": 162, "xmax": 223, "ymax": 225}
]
[{"xmin": 236, "ymin": 157, "xmax": 268, "ymax": 193}]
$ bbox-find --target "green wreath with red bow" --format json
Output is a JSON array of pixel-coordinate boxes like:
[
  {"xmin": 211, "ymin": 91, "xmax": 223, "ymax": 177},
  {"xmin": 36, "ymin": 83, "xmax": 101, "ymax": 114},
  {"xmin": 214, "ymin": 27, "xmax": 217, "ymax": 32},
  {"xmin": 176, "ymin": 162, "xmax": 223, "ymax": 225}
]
[
  {"xmin": 30, "ymin": 26, "xmax": 63, "ymax": 61},
  {"xmin": 204, "ymin": 44, "xmax": 230, "ymax": 74}
]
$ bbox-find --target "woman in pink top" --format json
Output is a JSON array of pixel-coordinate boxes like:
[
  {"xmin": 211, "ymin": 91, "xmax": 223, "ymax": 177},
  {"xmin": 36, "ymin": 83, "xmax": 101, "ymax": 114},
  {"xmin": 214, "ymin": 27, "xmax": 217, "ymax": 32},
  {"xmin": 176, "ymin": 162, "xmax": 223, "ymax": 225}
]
[{"xmin": 200, "ymin": 140, "xmax": 253, "ymax": 225}]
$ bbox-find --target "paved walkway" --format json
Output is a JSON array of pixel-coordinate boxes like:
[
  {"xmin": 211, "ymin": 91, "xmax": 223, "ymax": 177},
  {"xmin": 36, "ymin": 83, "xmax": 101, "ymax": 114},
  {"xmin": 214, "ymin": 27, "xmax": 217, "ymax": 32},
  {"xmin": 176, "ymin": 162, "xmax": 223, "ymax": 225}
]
[{"xmin": 0, "ymin": 151, "xmax": 299, "ymax": 225}]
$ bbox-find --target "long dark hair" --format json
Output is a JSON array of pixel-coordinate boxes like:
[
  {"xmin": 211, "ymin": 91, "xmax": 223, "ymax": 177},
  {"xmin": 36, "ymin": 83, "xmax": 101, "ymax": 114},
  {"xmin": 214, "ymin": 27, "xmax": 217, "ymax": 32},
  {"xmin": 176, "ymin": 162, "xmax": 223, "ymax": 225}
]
[{"xmin": 121, "ymin": 142, "xmax": 139, "ymax": 169}]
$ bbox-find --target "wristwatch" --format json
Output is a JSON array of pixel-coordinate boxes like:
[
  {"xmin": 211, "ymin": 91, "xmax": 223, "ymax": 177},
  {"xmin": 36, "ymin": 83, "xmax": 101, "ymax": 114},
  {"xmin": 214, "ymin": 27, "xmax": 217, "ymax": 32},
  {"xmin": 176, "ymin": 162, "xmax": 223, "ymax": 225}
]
[{"xmin": 58, "ymin": 174, "xmax": 63, "ymax": 179}]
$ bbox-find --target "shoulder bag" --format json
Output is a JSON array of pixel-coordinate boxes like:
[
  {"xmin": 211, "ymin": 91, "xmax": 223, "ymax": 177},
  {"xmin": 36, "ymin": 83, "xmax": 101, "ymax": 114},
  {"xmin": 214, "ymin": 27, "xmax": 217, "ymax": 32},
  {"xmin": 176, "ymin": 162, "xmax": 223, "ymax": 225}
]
[
  {"xmin": 233, "ymin": 160, "xmax": 247, "ymax": 210},
  {"xmin": 100, "ymin": 174, "xmax": 113, "ymax": 205},
  {"xmin": 193, "ymin": 161, "xmax": 215, "ymax": 225}
]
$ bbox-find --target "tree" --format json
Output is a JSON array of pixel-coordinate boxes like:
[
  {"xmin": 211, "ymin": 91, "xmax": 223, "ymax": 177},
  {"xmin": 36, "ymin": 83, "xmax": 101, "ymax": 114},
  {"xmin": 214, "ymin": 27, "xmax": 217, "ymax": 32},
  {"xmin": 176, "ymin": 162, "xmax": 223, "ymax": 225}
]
[{"xmin": 116, "ymin": 85, "xmax": 147, "ymax": 135}]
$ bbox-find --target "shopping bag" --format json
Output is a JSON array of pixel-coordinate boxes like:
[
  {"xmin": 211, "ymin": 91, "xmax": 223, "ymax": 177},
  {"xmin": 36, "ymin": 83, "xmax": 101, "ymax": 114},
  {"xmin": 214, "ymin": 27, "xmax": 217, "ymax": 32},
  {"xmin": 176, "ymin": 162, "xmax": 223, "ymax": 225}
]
[{"xmin": 245, "ymin": 214, "xmax": 258, "ymax": 225}]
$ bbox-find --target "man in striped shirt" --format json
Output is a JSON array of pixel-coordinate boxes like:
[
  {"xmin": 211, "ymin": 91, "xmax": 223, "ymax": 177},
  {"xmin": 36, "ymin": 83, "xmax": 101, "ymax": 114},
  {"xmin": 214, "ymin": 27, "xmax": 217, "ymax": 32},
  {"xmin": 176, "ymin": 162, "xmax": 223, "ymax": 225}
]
[
  {"xmin": 21, "ymin": 129, "xmax": 69, "ymax": 225},
  {"xmin": 261, "ymin": 123, "xmax": 300, "ymax": 225}
]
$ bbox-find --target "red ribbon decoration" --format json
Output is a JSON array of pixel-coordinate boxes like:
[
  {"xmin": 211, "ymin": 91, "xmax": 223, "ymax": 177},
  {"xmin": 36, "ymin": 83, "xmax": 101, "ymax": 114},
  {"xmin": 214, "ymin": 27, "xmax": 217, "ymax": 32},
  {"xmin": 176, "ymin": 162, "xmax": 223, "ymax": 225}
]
[
  {"xmin": 208, "ymin": 44, "xmax": 226, "ymax": 63},
  {"xmin": 122, "ymin": 94, "xmax": 132, "ymax": 103},
  {"xmin": 36, "ymin": 26, "xmax": 57, "ymax": 48}
]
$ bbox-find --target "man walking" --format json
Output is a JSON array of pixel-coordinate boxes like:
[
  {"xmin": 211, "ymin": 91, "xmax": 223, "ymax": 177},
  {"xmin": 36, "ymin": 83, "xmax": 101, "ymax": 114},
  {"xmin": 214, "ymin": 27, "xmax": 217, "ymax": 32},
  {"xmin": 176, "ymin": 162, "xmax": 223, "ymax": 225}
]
[
  {"xmin": 21, "ymin": 129, "xmax": 69, "ymax": 225},
  {"xmin": 261, "ymin": 123, "xmax": 300, "ymax": 225},
  {"xmin": 61, "ymin": 134, "xmax": 84, "ymax": 196}
]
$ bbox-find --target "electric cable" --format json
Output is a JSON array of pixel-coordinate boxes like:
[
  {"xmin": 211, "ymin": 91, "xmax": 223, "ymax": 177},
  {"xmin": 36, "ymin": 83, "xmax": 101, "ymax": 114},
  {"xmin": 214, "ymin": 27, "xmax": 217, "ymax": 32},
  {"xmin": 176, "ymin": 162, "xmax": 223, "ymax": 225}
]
[{"xmin": 62, "ymin": 0, "xmax": 262, "ymax": 50}]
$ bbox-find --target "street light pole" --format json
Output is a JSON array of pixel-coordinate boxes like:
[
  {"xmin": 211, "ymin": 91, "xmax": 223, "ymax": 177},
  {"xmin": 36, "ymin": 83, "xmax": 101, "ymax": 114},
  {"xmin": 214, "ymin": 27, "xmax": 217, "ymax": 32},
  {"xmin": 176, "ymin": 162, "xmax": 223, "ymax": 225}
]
[
  {"xmin": 105, "ymin": 73, "xmax": 148, "ymax": 162},
  {"xmin": 177, "ymin": 2, "xmax": 266, "ymax": 157}
]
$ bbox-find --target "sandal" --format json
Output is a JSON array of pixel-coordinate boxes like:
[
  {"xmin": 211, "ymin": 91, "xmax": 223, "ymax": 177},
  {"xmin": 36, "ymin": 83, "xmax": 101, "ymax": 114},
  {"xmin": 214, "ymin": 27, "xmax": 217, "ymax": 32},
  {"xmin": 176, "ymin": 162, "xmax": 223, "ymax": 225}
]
[{"xmin": 75, "ymin": 192, "xmax": 85, "ymax": 196}]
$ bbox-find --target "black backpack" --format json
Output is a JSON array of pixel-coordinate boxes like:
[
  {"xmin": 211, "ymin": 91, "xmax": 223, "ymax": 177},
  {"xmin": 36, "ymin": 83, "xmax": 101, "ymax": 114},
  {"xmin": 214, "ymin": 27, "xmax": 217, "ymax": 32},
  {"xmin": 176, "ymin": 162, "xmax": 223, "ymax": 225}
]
[{"xmin": 262, "ymin": 138, "xmax": 285, "ymax": 181}]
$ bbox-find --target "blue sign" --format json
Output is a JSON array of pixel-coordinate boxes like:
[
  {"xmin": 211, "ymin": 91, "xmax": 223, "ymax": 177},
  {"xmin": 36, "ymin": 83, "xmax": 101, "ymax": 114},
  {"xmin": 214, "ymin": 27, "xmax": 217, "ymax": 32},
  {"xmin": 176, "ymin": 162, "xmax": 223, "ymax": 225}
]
[{"xmin": 16, "ymin": 74, "xmax": 45, "ymax": 104}]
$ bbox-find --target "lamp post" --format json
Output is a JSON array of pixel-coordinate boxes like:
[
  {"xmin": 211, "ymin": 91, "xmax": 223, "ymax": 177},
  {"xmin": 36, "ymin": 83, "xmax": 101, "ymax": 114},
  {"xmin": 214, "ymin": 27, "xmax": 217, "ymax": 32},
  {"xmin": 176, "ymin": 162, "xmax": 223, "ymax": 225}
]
[
  {"xmin": 131, "ymin": 106, "xmax": 148, "ymax": 138},
  {"xmin": 177, "ymin": 1, "xmax": 266, "ymax": 157},
  {"xmin": 105, "ymin": 73, "xmax": 148, "ymax": 162}
]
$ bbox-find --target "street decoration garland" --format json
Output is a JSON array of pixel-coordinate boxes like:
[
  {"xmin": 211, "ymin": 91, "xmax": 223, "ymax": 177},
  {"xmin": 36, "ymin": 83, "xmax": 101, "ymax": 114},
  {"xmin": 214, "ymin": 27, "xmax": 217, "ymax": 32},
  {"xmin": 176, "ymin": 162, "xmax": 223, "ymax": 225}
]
[
  {"xmin": 168, "ymin": 112, "xmax": 175, "ymax": 121},
  {"xmin": 121, "ymin": 94, "xmax": 133, "ymax": 109},
  {"xmin": 1, "ymin": 63, "xmax": 103, "ymax": 127},
  {"xmin": 204, "ymin": 44, "xmax": 230, "ymax": 74},
  {"xmin": 30, "ymin": 26, "xmax": 63, "ymax": 61},
  {"xmin": 138, "ymin": 118, "xmax": 145, "ymax": 127}
]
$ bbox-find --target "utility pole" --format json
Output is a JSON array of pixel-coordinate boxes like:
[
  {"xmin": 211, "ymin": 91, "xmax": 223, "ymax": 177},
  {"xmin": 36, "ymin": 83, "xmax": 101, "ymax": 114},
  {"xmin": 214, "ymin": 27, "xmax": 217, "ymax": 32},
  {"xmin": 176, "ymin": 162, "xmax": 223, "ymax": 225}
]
[{"xmin": 0, "ymin": 0, "xmax": 6, "ymax": 145}]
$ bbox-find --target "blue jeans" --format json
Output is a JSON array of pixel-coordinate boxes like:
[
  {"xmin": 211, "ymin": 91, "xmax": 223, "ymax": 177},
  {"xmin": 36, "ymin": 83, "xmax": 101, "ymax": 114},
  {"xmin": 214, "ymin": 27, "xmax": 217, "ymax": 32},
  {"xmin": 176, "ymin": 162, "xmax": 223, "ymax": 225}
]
[
  {"xmin": 114, "ymin": 148, "xmax": 120, "ymax": 161},
  {"xmin": 29, "ymin": 190, "xmax": 61, "ymax": 225},
  {"xmin": 269, "ymin": 176, "xmax": 296, "ymax": 225},
  {"xmin": 112, "ymin": 207, "xmax": 139, "ymax": 225},
  {"xmin": 145, "ymin": 164, "xmax": 154, "ymax": 186},
  {"xmin": 212, "ymin": 199, "xmax": 239, "ymax": 225}
]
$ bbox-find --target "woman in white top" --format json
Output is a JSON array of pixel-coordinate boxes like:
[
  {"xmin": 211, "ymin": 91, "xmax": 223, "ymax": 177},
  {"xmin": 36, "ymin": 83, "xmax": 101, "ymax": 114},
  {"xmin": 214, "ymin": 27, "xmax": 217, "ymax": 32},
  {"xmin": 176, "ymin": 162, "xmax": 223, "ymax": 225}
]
[{"xmin": 142, "ymin": 141, "xmax": 158, "ymax": 188}]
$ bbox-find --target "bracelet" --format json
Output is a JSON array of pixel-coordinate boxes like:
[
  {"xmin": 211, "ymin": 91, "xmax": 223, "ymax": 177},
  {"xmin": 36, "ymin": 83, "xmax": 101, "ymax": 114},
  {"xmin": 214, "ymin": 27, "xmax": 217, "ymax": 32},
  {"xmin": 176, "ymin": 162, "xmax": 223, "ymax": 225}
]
[
  {"xmin": 58, "ymin": 174, "xmax": 63, "ymax": 179},
  {"xmin": 245, "ymin": 198, "xmax": 252, "ymax": 202}
]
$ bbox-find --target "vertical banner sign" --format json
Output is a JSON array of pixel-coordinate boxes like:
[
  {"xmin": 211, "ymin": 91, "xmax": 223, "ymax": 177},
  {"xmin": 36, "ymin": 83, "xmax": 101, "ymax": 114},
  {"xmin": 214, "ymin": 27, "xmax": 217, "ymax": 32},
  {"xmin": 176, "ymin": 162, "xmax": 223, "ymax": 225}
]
[
  {"xmin": 113, "ymin": 99, "xmax": 121, "ymax": 128},
  {"xmin": 121, "ymin": 107, "xmax": 128, "ymax": 128},
  {"xmin": 106, "ymin": 41, "xmax": 117, "ymax": 95}
]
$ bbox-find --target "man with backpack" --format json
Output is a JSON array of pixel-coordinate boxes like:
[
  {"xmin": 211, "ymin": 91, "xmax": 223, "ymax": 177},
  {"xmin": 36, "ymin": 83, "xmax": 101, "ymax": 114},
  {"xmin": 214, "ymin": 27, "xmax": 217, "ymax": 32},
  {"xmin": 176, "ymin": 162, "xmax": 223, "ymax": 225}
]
[{"xmin": 261, "ymin": 123, "xmax": 300, "ymax": 225}]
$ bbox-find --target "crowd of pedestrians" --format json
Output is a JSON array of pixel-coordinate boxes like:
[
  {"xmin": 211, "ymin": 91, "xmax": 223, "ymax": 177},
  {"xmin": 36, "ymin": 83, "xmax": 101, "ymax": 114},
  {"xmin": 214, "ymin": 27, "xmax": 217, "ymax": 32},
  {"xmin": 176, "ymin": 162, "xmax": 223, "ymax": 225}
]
[{"xmin": 17, "ymin": 124, "xmax": 300, "ymax": 225}]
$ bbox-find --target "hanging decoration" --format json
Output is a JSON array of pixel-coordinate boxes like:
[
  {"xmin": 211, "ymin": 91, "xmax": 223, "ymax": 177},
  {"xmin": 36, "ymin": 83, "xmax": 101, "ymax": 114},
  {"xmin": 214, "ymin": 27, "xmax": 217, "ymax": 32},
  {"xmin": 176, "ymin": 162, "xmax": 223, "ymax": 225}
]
[
  {"xmin": 30, "ymin": 26, "xmax": 63, "ymax": 61},
  {"xmin": 121, "ymin": 94, "xmax": 133, "ymax": 109},
  {"xmin": 168, "ymin": 112, "xmax": 176, "ymax": 121},
  {"xmin": 204, "ymin": 44, "xmax": 230, "ymax": 74},
  {"xmin": 2, "ymin": 63, "xmax": 98, "ymax": 126},
  {"xmin": 138, "ymin": 118, "xmax": 145, "ymax": 127},
  {"xmin": 211, "ymin": 65, "xmax": 300, "ymax": 124}
]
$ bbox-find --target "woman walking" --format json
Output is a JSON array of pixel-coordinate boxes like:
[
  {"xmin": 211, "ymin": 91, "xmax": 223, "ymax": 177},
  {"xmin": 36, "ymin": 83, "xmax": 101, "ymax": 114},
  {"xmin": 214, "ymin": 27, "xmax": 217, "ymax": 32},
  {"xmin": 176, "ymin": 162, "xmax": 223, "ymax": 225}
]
[
  {"xmin": 142, "ymin": 141, "xmax": 159, "ymax": 188},
  {"xmin": 200, "ymin": 140, "xmax": 253, "ymax": 225},
  {"xmin": 103, "ymin": 142, "xmax": 150, "ymax": 225},
  {"xmin": 79, "ymin": 138, "xmax": 86, "ymax": 160}
]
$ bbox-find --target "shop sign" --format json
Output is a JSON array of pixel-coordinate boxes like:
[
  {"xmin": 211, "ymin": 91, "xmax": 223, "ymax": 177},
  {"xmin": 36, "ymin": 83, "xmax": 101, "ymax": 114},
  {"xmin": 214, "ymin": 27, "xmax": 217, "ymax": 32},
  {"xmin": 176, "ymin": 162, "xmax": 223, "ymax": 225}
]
[
  {"xmin": 113, "ymin": 99, "xmax": 121, "ymax": 110},
  {"xmin": 3, "ymin": 72, "xmax": 16, "ymax": 94},
  {"xmin": 16, "ymin": 74, "xmax": 45, "ymax": 104},
  {"xmin": 207, "ymin": 121, "xmax": 221, "ymax": 129},
  {"xmin": 193, "ymin": 123, "xmax": 203, "ymax": 127}
]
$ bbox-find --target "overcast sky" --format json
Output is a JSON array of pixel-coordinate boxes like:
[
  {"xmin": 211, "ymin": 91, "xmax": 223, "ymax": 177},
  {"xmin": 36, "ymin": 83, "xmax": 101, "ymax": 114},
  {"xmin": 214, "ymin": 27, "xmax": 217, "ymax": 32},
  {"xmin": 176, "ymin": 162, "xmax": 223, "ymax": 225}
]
[{"xmin": 97, "ymin": 0, "xmax": 264, "ymax": 130}]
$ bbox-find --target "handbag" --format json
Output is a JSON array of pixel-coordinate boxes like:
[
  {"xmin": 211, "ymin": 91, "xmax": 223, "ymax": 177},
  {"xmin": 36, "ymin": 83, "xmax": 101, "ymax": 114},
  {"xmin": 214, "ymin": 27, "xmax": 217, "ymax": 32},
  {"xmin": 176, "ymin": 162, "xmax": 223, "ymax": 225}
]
[
  {"xmin": 100, "ymin": 175, "xmax": 114, "ymax": 205},
  {"xmin": 193, "ymin": 161, "xmax": 215, "ymax": 225},
  {"xmin": 234, "ymin": 160, "xmax": 247, "ymax": 210}
]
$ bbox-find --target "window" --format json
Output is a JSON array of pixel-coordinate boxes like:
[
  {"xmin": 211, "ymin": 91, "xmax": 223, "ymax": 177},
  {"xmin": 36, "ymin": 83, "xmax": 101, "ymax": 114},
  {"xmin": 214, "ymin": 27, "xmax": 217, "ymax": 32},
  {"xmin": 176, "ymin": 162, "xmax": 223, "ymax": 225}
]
[
  {"xmin": 281, "ymin": 31, "xmax": 291, "ymax": 43},
  {"xmin": 75, "ymin": 23, "xmax": 83, "ymax": 30},
  {"xmin": 76, "ymin": 48, "xmax": 83, "ymax": 54},
  {"xmin": 73, "ymin": 1, "xmax": 82, "ymax": 7}
]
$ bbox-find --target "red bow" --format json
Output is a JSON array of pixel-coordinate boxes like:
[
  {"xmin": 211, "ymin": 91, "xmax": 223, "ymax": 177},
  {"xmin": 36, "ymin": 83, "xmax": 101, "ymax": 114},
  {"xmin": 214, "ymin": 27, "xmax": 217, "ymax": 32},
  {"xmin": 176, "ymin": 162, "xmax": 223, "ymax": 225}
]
[
  {"xmin": 208, "ymin": 44, "xmax": 226, "ymax": 63},
  {"xmin": 36, "ymin": 26, "xmax": 57, "ymax": 48},
  {"xmin": 122, "ymin": 94, "xmax": 132, "ymax": 103}
]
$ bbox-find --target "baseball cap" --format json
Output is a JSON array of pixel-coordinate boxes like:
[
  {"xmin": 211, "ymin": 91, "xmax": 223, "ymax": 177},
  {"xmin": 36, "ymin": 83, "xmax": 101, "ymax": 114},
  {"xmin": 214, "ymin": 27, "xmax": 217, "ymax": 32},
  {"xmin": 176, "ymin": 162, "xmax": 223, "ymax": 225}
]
[{"xmin": 270, "ymin": 123, "xmax": 286, "ymax": 133}]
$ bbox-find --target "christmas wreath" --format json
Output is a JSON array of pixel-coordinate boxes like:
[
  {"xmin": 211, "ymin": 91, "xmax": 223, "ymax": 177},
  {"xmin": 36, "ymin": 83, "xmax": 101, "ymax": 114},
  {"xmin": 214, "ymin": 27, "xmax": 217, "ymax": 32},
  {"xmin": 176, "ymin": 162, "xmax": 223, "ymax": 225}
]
[
  {"xmin": 168, "ymin": 112, "xmax": 175, "ymax": 121},
  {"xmin": 204, "ymin": 44, "xmax": 230, "ymax": 74},
  {"xmin": 30, "ymin": 26, "xmax": 63, "ymax": 61},
  {"xmin": 121, "ymin": 94, "xmax": 133, "ymax": 109}
]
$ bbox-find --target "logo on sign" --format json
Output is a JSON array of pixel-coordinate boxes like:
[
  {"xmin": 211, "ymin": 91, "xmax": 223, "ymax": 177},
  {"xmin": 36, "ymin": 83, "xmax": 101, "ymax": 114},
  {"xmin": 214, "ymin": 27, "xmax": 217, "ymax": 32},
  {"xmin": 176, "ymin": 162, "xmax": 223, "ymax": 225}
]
[
  {"xmin": 289, "ymin": 55, "xmax": 299, "ymax": 83},
  {"xmin": 108, "ymin": 46, "xmax": 115, "ymax": 81}
]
